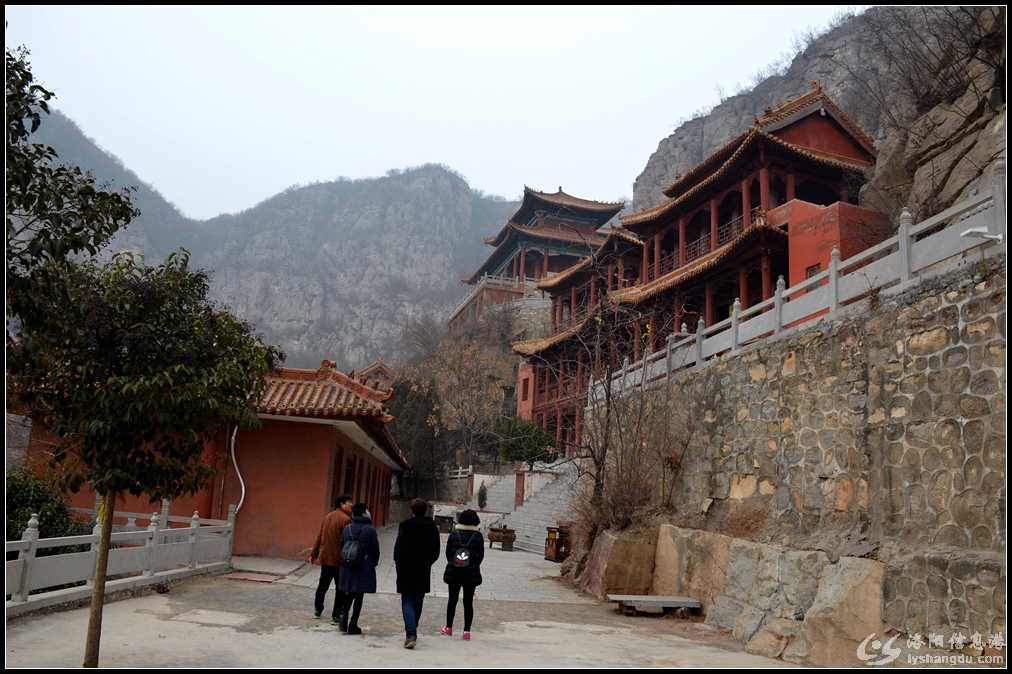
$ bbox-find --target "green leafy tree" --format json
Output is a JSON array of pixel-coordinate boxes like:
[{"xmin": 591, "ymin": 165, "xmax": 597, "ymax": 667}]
[
  {"xmin": 492, "ymin": 417, "xmax": 555, "ymax": 471},
  {"xmin": 5, "ymin": 46, "xmax": 136, "ymax": 330},
  {"xmin": 387, "ymin": 378, "xmax": 448, "ymax": 499},
  {"xmin": 8, "ymin": 252, "xmax": 282, "ymax": 667}
]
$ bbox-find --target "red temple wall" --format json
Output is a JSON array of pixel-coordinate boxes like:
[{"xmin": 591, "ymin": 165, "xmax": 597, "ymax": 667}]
[{"xmin": 773, "ymin": 115, "xmax": 870, "ymax": 163}]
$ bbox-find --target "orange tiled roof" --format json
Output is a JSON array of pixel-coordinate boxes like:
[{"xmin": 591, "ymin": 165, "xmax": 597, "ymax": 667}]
[
  {"xmin": 754, "ymin": 82, "xmax": 877, "ymax": 157},
  {"xmin": 661, "ymin": 83, "xmax": 876, "ymax": 200},
  {"xmin": 521, "ymin": 186, "xmax": 626, "ymax": 213},
  {"xmin": 621, "ymin": 129, "xmax": 871, "ymax": 228},
  {"xmin": 512, "ymin": 313, "xmax": 595, "ymax": 357},
  {"xmin": 610, "ymin": 219, "xmax": 787, "ymax": 305},
  {"xmin": 259, "ymin": 360, "xmax": 393, "ymax": 421},
  {"xmin": 466, "ymin": 223, "xmax": 606, "ymax": 284},
  {"xmin": 535, "ymin": 227, "xmax": 644, "ymax": 291},
  {"xmin": 352, "ymin": 358, "xmax": 396, "ymax": 392},
  {"xmin": 537, "ymin": 257, "xmax": 592, "ymax": 290}
]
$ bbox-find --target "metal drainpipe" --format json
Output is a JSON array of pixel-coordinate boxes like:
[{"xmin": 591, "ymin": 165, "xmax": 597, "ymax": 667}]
[{"xmin": 230, "ymin": 426, "xmax": 246, "ymax": 514}]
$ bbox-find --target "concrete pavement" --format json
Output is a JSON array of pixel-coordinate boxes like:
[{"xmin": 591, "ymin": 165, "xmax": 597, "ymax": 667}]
[{"xmin": 5, "ymin": 525, "xmax": 786, "ymax": 667}]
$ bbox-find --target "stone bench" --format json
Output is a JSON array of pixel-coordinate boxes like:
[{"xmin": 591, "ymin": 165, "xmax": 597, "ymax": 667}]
[{"xmin": 606, "ymin": 594, "xmax": 702, "ymax": 617}]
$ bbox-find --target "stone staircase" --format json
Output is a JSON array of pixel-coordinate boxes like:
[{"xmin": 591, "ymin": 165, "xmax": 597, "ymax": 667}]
[
  {"xmin": 467, "ymin": 474, "xmax": 516, "ymax": 514},
  {"xmin": 490, "ymin": 461, "xmax": 580, "ymax": 553}
]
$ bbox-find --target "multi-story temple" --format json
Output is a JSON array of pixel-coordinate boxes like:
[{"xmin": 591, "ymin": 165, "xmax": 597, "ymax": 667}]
[
  {"xmin": 447, "ymin": 187, "xmax": 624, "ymax": 331},
  {"xmin": 513, "ymin": 84, "xmax": 891, "ymax": 453}
]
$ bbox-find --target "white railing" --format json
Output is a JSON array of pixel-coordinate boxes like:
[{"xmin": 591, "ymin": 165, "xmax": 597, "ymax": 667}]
[
  {"xmin": 590, "ymin": 162, "xmax": 1005, "ymax": 403},
  {"xmin": 447, "ymin": 273, "xmax": 540, "ymax": 324},
  {"xmin": 446, "ymin": 465, "xmax": 473, "ymax": 480},
  {"xmin": 6, "ymin": 504, "xmax": 236, "ymax": 616}
]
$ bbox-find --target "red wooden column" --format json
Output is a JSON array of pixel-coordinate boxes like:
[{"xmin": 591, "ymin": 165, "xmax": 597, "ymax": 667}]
[
  {"xmin": 617, "ymin": 259, "xmax": 625, "ymax": 288},
  {"xmin": 678, "ymin": 217, "xmax": 687, "ymax": 266},
  {"xmin": 653, "ymin": 233, "xmax": 662, "ymax": 278},
  {"xmin": 555, "ymin": 406, "xmax": 562, "ymax": 445},
  {"xmin": 673, "ymin": 292, "xmax": 683, "ymax": 330},
  {"xmin": 640, "ymin": 243, "xmax": 649, "ymax": 283},
  {"xmin": 761, "ymin": 253, "xmax": 773, "ymax": 300},
  {"xmin": 742, "ymin": 179, "xmax": 751, "ymax": 227},
  {"xmin": 739, "ymin": 267, "xmax": 750, "ymax": 309},
  {"xmin": 786, "ymin": 173, "xmax": 796, "ymax": 201},
  {"xmin": 704, "ymin": 282, "xmax": 714, "ymax": 327},
  {"xmin": 607, "ymin": 263, "xmax": 614, "ymax": 291},
  {"xmin": 760, "ymin": 167, "xmax": 771, "ymax": 211},
  {"xmin": 570, "ymin": 286, "xmax": 577, "ymax": 325},
  {"xmin": 355, "ymin": 455, "xmax": 364, "ymax": 503},
  {"xmin": 519, "ymin": 248, "xmax": 527, "ymax": 288},
  {"xmin": 543, "ymin": 248, "xmax": 550, "ymax": 277},
  {"xmin": 649, "ymin": 313, "xmax": 657, "ymax": 353},
  {"xmin": 337, "ymin": 447, "xmax": 348, "ymax": 500},
  {"xmin": 709, "ymin": 198, "xmax": 719, "ymax": 251},
  {"xmin": 589, "ymin": 275, "xmax": 597, "ymax": 308}
]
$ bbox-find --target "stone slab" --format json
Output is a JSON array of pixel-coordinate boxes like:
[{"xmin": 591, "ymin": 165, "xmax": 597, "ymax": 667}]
[
  {"xmin": 607, "ymin": 594, "xmax": 702, "ymax": 609},
  {"xmin": 223, "ymin": 572, "xmax": 278, "ymax": 583},
  {"xmin": 171, "ymin": 609, "xmax": 252, "ymax": 627}
]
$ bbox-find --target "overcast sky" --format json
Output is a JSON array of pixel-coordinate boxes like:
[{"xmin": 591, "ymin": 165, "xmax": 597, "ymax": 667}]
[{"xmin": 7, "ymin": 6, "xmax": 852, "ymax": 220}]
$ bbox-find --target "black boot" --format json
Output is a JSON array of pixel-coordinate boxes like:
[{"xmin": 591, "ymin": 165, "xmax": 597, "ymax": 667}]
[
  {"xmin": 346, "ymin": 624, "xmax": 362, "ymax": 636},
  {"xmin": 338, "ymin": 612, "xmax": 349, "ymax": 633}
]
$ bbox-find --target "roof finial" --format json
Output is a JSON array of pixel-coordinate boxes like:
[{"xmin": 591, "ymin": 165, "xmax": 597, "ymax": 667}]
[
  {"xmin": 810, "ymin": 80, "xmax": 822, "ymax": 92},
  {"xmin": 558, "ymin": 185, "xmax": 563, "ymax": 193}
]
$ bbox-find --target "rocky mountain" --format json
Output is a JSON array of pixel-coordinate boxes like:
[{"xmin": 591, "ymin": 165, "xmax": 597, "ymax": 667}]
[
  {"xmin": 35, "ymin": 112, "xmax": 517, "ymax": 368},
  {"xmin": 634, "ymin": 6, "xmax": 1006, "ymax": 221}
]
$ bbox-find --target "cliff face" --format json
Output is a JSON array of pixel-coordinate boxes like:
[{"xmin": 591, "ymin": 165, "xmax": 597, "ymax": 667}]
[
  {"xmin": 35, "ymin": 113, "xmax": 517, "ymax": 368},
  {"xmin": 634, "ymin": 7, "xmax": 1006, "ymax": 221},
  {"xmin": 198, "ymin": 167, "xmax": 517, "ymax": 368}
]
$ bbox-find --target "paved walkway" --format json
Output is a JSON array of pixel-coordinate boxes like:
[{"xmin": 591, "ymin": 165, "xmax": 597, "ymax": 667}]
[
  {"xmin": 5, "ymin": 525, "xmax": 784, "ymax": 667},
  {"xmin": 274, "ymin": 526, "xmax": 590, "ymax": 604}
]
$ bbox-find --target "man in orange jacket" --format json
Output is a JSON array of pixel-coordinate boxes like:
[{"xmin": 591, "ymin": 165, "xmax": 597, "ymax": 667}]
[{"xmin": 311, "ymin": 494, "xmax": 354, "ymax": 625}]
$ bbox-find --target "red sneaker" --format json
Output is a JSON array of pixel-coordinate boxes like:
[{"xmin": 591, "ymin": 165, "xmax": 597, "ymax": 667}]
[
  {"xmin": 462, "ymin": 631, "xmax": 471, "ymax": 641},
  {"xmin": 439, "ymin": 626, "xmax": 453, "ymax": 637}
]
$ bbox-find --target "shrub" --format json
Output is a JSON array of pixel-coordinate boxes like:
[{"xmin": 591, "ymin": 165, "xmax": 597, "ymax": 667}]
[{"xmin": 6, "ymin": 467, "xmax": 89, "ymax": 542}]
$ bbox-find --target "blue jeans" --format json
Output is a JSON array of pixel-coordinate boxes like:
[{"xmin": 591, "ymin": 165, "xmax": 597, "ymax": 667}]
[{"xmin": 401, "ymin": 592, "xmax": 425, "ymax": 637}]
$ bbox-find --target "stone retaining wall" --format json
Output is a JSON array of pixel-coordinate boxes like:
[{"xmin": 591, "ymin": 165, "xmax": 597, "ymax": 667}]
[{"xmin": 579, "ymin": 258, "xmax": 1005, "ymax": 664}]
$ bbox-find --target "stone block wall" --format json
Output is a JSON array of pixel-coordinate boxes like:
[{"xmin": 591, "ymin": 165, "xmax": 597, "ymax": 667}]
[
  {"xmin": 648, "ymin": 257, "xmax": 1005, "ymax": 645},
  {"xmin": 653, "ymin": 524, "xmax": 884, "ymax": 666}
]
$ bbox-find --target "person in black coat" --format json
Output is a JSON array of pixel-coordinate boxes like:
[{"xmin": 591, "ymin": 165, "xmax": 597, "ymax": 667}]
[
  {"xmin": 337, "ymin": 503, "xmax": 380, "ymax": 635},
  {"xmin": 440, "ymin": 509, "xmax": 484, "ymax": 640},
  {"xmin": 393, "ymin": 499, "xmax": 441, "ymax": 649}
]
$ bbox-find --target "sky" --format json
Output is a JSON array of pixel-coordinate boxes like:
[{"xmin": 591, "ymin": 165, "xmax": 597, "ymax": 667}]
[{"xmin": 6, "ymin": 6, "xmax": 853, "ymax": 220}]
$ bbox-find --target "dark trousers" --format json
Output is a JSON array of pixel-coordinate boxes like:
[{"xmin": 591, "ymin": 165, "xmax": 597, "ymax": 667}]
[
  {"xmin": 400, "ymin": 592, "xmax": 425, "ymax": 637},
  {"xmin": 343, "ymin": 592, "xmax": 364, "ymax": 628},
  {"xmin": 446, "ymin": 583, "xmax": 475, "ymax": 631},
  {"xmin": 314, "ymin": 565, "xmax": 346, "ymax": 619}
]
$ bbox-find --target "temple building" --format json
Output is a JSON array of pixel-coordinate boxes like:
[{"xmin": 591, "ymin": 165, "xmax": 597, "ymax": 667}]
[
  {"xmin": 352, "ymin": 357, "xmax": 397, "ymax": 392},
  {"xmin": 447, "ymin": 187, "xmax": 624, "ymax": 331},
  {"xmin": 23, "ymin": 360, "xmax": 409, "ymax": 559},
  {"xmin": 513, "ymin": 84, "xmax": 891, "ymax": 452}
]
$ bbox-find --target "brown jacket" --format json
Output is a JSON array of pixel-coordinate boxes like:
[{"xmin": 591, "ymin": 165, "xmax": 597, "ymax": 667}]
[{"xmin": 311, "ymin": 509, "xmax": 353, "ymax": 566}]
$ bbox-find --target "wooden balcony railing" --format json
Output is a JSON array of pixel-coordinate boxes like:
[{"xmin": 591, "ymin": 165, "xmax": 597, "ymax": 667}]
[{"xmin": 684, "ymin": 235, "xmax": 711, "ymax": 263}]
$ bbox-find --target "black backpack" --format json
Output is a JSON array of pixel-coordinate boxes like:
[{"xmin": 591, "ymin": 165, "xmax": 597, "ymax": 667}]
[
  {"xmin": 451, "ymin": 532, "xmax": 477, "ymax": 568},
  {"xmin": 342, "ymin": 527, "xmax": 364, "ymax": 567}
]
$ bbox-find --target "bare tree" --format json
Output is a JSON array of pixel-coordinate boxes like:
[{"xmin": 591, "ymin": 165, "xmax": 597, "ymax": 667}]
[{"xmin": 522, "ymin": 245, "xmax": 698, "ymax": 570}]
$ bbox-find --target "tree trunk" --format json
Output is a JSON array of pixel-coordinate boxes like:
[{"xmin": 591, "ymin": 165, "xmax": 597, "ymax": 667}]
[{"xmin": 83, "ymin": 491, "xmax": 116, "ymax": 668}]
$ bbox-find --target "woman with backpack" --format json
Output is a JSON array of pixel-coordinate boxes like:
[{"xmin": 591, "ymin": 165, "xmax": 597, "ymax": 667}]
[
  {"xmin": 337, "ymin": 503, "xmax": 380, "ymax": 635},
  {"xmin": 440, "ymin": 509, "xmax": 484, "ymax": 641}
]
